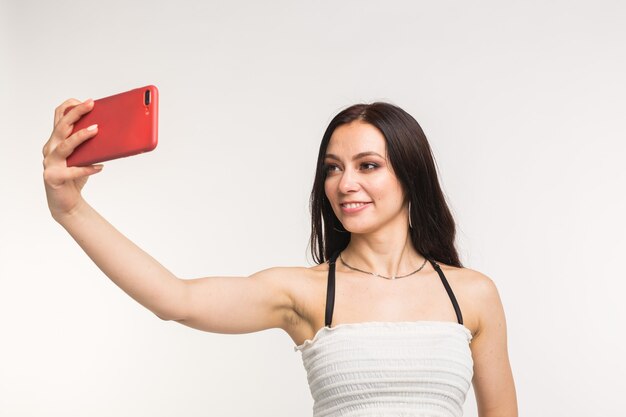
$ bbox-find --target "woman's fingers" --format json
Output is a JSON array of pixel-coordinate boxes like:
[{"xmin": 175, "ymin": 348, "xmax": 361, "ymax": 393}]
[
  {"xmin": 57, "ymin": 98, "xmax": 94, "ymax": 128},
  {"xmin": 53, "ymin": 98, "xmax": 82, "ymax": 127},
  {"xmin": 44, "ymin": 165, "xmax": 103, "ymax": 200},
  {"xmin": 44, "ymin": 163, "xmax": 103, "ymax": 187},
  {"xmin": 45, "ymin": 98, "xmax": 95, "ymax": 157},
  {"xmin": 63, "ymin": 165, "xmax": 104, "ymax": 181},
  {"xmin": 54, "ymin": 124, "xmax": 99, "ymax": 159}
]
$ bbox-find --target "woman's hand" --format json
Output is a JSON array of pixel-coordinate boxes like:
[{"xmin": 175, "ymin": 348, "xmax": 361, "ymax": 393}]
[{"xmin": 43, "ymin": 98, "xmax": 103, "ymax": 220}]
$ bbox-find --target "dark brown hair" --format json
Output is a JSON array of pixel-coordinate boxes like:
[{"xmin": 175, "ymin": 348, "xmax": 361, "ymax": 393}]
[{"xmin": 309, "ymin": 102, "xmax": 462, "ymax": 267}]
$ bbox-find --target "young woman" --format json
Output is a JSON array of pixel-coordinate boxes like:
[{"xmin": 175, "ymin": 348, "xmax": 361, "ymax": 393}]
[{"xmin": 43, "ymin": 100, "xmax": 518, "ymax": 417}]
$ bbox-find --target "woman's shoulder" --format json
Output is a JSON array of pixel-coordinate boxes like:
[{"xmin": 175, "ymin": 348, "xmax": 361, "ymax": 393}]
[
  {"xmin": 251, "ymin": 262, "xmax": 328, "ymax": 278},
  {"xmin": 249, "ymin": 264, "xmax": 329, "ymax": 340},
  {"xmin": 437, "ymin": 263, "xmax": 505, "ymax": 335},
  {"xmin": 438, "ymin": 263, "xmax": 498, "ymax": 293}
]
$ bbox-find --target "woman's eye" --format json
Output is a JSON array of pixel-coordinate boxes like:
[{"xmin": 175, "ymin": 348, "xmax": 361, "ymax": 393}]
[
  {"xmin": 324, "ymin": 164, "xmax": 340, "ymax": 173},
  {"xmin": 360, "ymin": 162, "xmax": 378, "ymax": 170}
]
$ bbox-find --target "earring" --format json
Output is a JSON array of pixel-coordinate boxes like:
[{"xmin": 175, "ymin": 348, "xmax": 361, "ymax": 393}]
[{"xmin": 408, "ymin": 201, "xmax": 413, "ymax": 229}]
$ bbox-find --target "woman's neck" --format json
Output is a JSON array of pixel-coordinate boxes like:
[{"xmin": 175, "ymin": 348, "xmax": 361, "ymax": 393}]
[{"xmin": 341, "ymin": 227, "xmax": 424, "ymax": 278}]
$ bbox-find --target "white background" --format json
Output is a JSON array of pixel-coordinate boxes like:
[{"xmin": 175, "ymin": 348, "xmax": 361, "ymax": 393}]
[{"xmin": 1, "ymin": 1, "xmax": 625, "ymax": 416}]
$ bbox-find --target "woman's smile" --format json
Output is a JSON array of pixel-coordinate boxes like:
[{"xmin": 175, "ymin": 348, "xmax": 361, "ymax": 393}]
[{"xmin": 340, "ymin": 201, "xmax": 372, "ymax": 213}]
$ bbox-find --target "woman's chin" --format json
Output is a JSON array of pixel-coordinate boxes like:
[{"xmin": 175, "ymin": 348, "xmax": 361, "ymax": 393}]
[{"xmin": 340, "ymin": 222, "xmax": 375, "ymax": 235}]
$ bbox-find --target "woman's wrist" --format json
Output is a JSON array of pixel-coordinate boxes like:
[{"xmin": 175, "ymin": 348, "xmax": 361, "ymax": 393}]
[{"xmin": 51, "ymin": 197, "xmax": 89, "ymax": 225}]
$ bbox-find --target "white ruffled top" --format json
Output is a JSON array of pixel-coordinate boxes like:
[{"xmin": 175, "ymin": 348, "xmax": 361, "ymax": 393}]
[{"xmin": 295, "ymin": 320, "xmax": 474, "ymax": 417}]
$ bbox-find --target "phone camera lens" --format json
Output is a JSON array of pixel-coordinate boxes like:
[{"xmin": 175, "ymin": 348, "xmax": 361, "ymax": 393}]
[{"xmin": 144, "ymin": 90, "xmax": 151, "ymax": 105}]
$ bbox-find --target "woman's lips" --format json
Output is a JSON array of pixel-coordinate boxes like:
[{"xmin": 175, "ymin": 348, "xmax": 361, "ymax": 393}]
[{"xmin": 340, "ymin": 202, "xmax": 371, "ymax": 213}]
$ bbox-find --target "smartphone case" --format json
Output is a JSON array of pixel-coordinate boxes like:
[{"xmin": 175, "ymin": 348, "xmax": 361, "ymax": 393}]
[{"xmin": 66, "ymin": 85, "xmax": 159, "ymax": 167}]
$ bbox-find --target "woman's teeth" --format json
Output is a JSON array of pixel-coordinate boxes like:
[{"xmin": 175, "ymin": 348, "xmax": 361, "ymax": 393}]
[{"xmin": 342, "ymin": 202, "xmax": 368, "ymax": 208}]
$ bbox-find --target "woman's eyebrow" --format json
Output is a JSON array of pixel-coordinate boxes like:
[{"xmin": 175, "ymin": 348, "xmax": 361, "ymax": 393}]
[{"xmin": 324, "ymin": 151, "xmax": 385, "ymax": 161}]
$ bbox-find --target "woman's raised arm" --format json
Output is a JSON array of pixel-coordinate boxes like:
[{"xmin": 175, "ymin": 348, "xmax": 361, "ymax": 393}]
[{"xmin": 42, "ymin": 99, "xmax": 297, "ymax": 334}]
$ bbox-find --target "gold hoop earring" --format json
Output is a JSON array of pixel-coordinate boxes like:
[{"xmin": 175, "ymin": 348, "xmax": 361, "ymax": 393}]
[{"xmin": 408, "ymin": 201, "xmax": 413, "ymax": 229}]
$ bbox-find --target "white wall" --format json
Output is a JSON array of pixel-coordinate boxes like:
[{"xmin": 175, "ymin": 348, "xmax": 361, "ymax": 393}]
[{"xmin": 1, "ymin": 0, "xmax": 625, "ymax": 416}]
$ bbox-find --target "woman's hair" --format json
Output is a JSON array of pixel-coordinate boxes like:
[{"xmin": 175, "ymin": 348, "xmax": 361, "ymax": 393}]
[{"xmin": 309, "ymin": 102, "xmax": 462, "ymax": 267}]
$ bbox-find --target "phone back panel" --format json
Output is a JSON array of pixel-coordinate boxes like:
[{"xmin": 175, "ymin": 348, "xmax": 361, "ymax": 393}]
[{"xmin": 67, "ymin": 85, "xmax": 158, "ymax": 167}]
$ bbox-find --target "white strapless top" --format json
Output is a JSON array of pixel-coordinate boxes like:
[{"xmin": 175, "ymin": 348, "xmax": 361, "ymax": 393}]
[{"xmin": 294, "ymin": 321, "xmax": 474, "ymax": 417}]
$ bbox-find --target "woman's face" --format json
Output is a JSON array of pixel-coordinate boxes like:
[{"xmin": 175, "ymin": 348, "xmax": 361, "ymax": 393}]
[{"xmin": 324, "ymin": 121, "xmax": 407, "ymax": 235}]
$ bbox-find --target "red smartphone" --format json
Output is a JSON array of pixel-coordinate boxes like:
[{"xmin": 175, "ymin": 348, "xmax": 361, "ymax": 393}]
[{"xmin": 66, "ymin": 85, "xmax": 159, "ymax": 167}]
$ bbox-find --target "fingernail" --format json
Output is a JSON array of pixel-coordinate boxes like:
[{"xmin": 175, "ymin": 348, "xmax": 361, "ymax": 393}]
[
  {"xmin": 94, "ymin": 164, "xmax": 104, "ymax": 170},
  {"xmin": 87, "ymin": 124, "xmax": 98, "ymax": 131},
  {"xmin": 85, "ymin": 98, "xmax": 94, "ymax": 104}
]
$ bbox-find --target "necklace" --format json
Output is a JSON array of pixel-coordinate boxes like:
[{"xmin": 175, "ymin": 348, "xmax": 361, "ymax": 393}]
[{"xmin": 339, "ymin": 252, "xmax": 428, "ymax": 280}]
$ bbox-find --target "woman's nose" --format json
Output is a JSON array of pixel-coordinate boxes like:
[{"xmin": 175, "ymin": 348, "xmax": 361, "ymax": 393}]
[{"xmin": 338, "ymin": 170, "xmax": 360, "ymax": 193}]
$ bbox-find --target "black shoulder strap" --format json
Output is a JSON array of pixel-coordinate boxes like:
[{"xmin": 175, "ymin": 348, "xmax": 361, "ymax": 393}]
[
  {"xmin": 429, "ymin": 259, "xmax": 464, "ymax": 325},
  {"xmin": 324, "ymin": 252, "xmax": 339, "ymax": 328}
]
